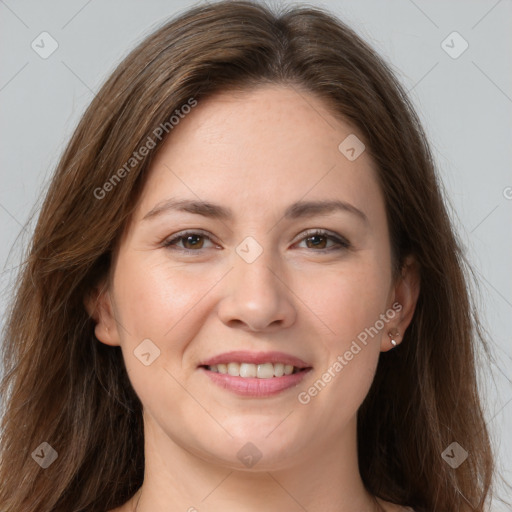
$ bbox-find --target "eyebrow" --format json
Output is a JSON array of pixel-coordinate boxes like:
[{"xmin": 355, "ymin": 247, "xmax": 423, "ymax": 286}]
[{"xmin": 142, "ymin": 198, "xmax": 368, "ymax": 224}]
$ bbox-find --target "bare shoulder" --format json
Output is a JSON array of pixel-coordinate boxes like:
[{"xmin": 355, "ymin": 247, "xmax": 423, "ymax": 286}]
[
  {"xmin": 377, "ymin": 498, "xmax": 416, "ymax": 512},
  {"xmin": 107, "ymin": 491, "xmax": 139, "ymax": 512},
  {"xmin": 108, "ymin": 500, "xmax": 414, "ymax": 512},
  {"xmin": 384, "ymin": 505, "xmax": 416, "ymax": 512},
  {"xmin": 107, "ymin": 503, "xmax": 131, "ymax": 512}
]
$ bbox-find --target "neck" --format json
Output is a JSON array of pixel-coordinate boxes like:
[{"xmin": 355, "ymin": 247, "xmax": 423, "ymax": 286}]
[{"xmin": 131, "ymin": 412, "xmax": 382, "ymax": 512}]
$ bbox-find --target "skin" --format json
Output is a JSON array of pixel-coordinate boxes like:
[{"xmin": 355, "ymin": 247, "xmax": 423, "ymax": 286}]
[{"xmin": 87, "ymin": 84, "xmax": 419, "ymax": 512}]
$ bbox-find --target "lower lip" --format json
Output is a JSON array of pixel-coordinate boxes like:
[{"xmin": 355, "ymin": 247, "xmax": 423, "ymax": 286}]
[{"xmin": 199, "ymin": 367, "xmax": 312, "ymax": 397}]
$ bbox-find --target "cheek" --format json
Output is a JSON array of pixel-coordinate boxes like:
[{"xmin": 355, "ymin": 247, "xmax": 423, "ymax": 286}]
[
  {"xmin": 292, "ymin": 256, "xmax": 390, "ymax": 411},
  {"xmin": 110, "ymin": 256, "xmax": 225, "ymax": 398},
  {"xmin": 113, "ymin": 255, "xmax": 218, "ymax": 340},
  {"xmin": 296, "ymin": 255, "xmax": 391, "ymax": 344},
  {"xmin": 111, "ymin": 256, "xmax": 217, "ymax": 411}
]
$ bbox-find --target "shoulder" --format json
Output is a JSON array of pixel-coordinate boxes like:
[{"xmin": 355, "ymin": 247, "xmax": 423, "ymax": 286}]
[
  {"xmin": 377, "ymin": 499, "xmax": 416, "ymax": 512},
  {"xmin": 107, "ymin": 505, "xmax": 128, "ymax": 512}
]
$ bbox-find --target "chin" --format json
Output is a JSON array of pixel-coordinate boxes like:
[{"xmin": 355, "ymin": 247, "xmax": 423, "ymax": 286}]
[{"xmin": 200, "ymin": 432, "xmax": 309, "ymax": 471}]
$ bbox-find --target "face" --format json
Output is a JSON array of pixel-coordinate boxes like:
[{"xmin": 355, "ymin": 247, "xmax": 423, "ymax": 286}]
[{"xmin": 91, "ymin": 84, "xmax": 418, "ymax": 471}]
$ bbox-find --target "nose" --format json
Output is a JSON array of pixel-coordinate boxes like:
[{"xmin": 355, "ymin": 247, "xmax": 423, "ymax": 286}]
[{"xmin": 216, "ymin": 250, "xmax": 297, "ymax": 332}]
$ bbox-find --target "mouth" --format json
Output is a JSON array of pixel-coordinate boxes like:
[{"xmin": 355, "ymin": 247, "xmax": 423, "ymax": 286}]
[
  {"xmin": 200, "ymin": 362, "xmax": 307, "ymax": 378},
  {"xmin": 198, "ymin": 351, "xmax": 313, "ymax": 397}
]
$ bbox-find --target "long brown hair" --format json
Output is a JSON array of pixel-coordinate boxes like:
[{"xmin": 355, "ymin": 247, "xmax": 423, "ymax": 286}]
[{"xmin": 0, "ymin": 1, "xmax": 494, "ymax": 510}]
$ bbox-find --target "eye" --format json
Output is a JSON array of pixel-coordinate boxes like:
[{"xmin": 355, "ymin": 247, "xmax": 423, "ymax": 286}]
[
  {"xmin": 295, "ymin": 229, "xmax": 351, "ymax": 252},
  {"xmin": 162, "ymin": 230, "xmax": 218, "ymax": 253},
  {"xmin": 162, "ymin": 228, "xmax": 351, "ymax": 255}
]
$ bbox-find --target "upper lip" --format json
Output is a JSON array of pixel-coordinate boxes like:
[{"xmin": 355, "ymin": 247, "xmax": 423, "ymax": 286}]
[{"xmin": 199, "ymin": 351, "xmax": 312, "ymax": 369}]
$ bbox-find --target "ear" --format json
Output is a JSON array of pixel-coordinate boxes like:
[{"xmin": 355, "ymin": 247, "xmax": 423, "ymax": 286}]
[
  {"xmin": 380, "ymin": 255, "xmax": 420, "ymax": 352},
  {"xmin": 84, "ymin": 280, "xmax": 121, "ymax": 347}
]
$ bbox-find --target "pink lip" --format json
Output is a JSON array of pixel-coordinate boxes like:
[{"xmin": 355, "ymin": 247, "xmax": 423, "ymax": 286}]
[
  {"xmin": 199, "ymin": 350, "xmax": 311, "ymax": 369},
  {"xmin": 198, "ymin": 351, "xmax": 313, "ymax": 397},
  {"xmin": 200, "ymin": 367, "xmax": 312, "ymax": 397}
]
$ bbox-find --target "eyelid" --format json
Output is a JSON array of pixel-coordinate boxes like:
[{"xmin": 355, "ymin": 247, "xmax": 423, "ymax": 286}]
[
  {"xmin": 162, "ymin": 228, "xmax": 351, "ymax": 253},
  {"xmin": 293, "ymin": 228, "xmax": 351, "ymax": 250},
  {"xmin": 162, "ymin": 229, "xmax": 220, "ymax": 252}
]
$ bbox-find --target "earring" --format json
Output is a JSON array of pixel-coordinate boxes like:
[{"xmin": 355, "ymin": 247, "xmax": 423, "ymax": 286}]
[{"xmin": 388, "ymin": 330, "xmax": 400, "ymax": 347}]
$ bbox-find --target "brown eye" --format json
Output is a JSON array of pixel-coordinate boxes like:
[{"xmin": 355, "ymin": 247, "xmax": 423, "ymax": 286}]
[
  {"xmin": 163, "ymin": 231, "xmax": 217, "ymax": 252},
  {"xmin": 181, "ymin": 234, "xmax": 205, "ymax": 250},
  {"xmin": 297, "ymin": 230, "xmax": 351, "ymax": 252},
  {"xmin": 305, "ymin": 234, "xmax": 329, "ymax": 249}
]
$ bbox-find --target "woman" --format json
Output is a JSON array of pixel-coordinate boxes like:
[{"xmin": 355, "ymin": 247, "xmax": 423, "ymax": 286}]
[{"xmin": 0, "ymin": 1, "xmax": 494, "ymax": 511}]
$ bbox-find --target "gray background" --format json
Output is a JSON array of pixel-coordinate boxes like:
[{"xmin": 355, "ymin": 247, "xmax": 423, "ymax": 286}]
[{"xmin": 1, "ymin": 0, "xmax": 511, "ymax": 508}]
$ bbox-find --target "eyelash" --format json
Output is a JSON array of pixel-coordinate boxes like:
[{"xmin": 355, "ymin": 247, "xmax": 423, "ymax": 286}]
[{"xmin": 161, "ymin": 229, "xmax": 351, "ymax": 255}]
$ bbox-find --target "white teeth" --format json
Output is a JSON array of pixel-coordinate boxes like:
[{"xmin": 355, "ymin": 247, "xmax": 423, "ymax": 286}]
[
  {"xmin": 240, "ymin": 363, "xmax": 256, "ymax": 378},
  {"xmin": 227, "ymin": 362, "xmax": 240, "ymax": 376},
  {"xmin": 273, "ymin": 363, "xmax": 284, "ymax": 377},
  {"xmin": 207, "ymin": 362, "xmax": 302, "ymax": 378},
  {"xmin": 284, "ymin": 364, "xmax": 294, "ymax": 375},
  {"xmin": 257, "ymin": 363, "xmax": 274, "ymax": 379}
]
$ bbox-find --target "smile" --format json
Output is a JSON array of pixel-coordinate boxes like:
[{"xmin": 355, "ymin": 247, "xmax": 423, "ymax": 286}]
[
  {"xmin": 205, "ymin": 362, "xmax": 301, "ymax": 378},
  {"xmin": 199, "ymin": 364, "xmax": 312, "ymax": 397}
]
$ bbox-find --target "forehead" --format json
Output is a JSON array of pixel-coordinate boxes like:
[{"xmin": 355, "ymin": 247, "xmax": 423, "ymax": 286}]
[{"xmin": 133, "ymin": 84, "xmax": 384, "ymax": 225}]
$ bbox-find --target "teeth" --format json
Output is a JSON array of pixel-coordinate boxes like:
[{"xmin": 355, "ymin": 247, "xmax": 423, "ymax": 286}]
[
  {"xmin": 274, "ymin": 363, "xmax": 284, "ymax": 377},
  {"xmin": 284, "ymin": 364, "xmax": 294, "ymax": 376},
  {"xmin": 227, "ymin": 363, "xmax": 240, "ymax": 376},
  {"xmin": 207, "ymin": 362, "xmax": 299, "ymax": 378},
  {"xmin": 256, "ymin": 363, "xmax": 273, "ymax": 379},
  {"xmin": 240, "ymin": 363, "xmax": 257, "ymax": 378}
]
